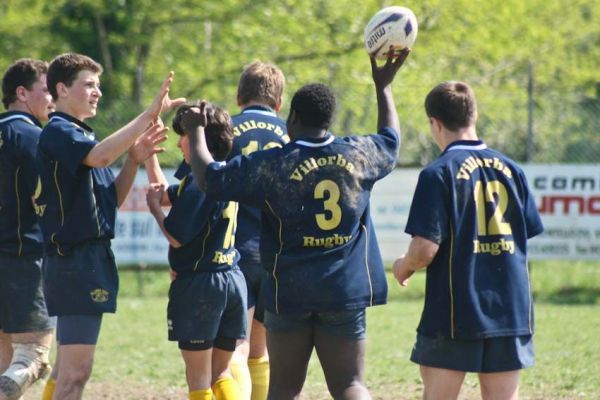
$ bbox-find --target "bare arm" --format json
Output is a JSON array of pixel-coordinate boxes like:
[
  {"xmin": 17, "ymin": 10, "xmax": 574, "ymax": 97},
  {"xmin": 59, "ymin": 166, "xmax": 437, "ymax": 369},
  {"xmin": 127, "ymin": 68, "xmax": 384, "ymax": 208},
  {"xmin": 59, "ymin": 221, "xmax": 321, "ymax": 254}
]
[
  {"xmin": 370, "ymin": 48, "xmax": 411, "ymax": 133},
  {"xmin": 114, "ymin": 122, "xmax": 168, "ymax": 207},
  {"xmin": 83, "ymin": 72, "xmax": 185, "ymax": 168},
  {"xmin": 180, "ymin": 102, "xmax": 214, "ymax": 191},
  {"xmin": 392, "ymin": 235, "xmax": 439, "ymax": 286},
  {"xmin": 146, "ymin": 184, "xmax": 181, "ymax": 248},
  {"xmin": 144, "ymin": 155, "xmax": 171, "ymax": 206}
]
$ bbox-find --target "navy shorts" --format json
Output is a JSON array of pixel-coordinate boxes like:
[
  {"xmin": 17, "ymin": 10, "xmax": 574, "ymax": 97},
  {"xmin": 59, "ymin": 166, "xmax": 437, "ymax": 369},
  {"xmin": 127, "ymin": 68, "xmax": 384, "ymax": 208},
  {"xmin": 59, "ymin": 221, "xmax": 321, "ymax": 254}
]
[
  {"xmin": 239, "ymin": 260, "xmax": 266, "ymax": 322},
  {"xmin": 264, "ymin": 308, "xmax": 367, "ymax": 340},
  {"xmin": 0, "ymin": 253, "xmax": 53, "ymax": 333},
  {"xmin": 43, "ymin": 240, "xmax": 119, "ymax": 316},
  {"xmin": 167, "ymin": 266, "xmax": 248, "ymax": 343},
  {"xmin": 410, "ymin": 333, "xmax": 535, "ymax": 373}
]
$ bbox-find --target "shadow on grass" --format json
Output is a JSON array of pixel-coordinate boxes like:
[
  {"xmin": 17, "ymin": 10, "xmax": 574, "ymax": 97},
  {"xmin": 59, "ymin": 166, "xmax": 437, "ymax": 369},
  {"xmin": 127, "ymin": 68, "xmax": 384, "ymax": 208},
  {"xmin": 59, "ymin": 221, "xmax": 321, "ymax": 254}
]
[{"xmin": 534, "ymin": 286, "xmax": 600, "ymax": 305}]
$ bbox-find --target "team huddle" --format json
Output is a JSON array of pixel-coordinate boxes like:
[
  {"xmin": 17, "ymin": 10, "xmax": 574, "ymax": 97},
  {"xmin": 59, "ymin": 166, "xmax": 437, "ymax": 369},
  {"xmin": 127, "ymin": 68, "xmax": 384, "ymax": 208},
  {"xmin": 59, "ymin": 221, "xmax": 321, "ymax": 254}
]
[{"xmin": 0, "ymin": 47, "xmax": 542, "ymax": 400}]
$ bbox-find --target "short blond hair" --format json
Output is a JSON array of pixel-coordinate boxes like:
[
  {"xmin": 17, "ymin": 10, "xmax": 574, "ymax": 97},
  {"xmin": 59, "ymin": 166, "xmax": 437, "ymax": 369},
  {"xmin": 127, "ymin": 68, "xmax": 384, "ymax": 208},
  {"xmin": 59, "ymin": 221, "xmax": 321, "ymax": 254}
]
[{"xmin": 237, "ymin": 61, "xmax": 285, "ymax": 109}]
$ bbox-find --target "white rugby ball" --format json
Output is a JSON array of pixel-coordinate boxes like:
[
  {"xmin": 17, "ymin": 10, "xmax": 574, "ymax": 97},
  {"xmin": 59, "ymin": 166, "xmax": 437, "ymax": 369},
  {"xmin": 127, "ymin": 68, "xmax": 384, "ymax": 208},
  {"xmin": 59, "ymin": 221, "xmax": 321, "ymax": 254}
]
[{"xmin": 364, "ymin": 6, "xmax": 418, "ymax": 59}]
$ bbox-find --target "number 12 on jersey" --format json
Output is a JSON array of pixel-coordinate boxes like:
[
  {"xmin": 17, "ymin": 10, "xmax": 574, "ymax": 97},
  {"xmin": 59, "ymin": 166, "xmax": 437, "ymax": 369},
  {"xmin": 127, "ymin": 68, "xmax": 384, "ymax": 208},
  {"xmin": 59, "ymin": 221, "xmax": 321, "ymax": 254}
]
[{"xmin": 473, "ymin": 180, "xmax": 512, "ymax": 236}]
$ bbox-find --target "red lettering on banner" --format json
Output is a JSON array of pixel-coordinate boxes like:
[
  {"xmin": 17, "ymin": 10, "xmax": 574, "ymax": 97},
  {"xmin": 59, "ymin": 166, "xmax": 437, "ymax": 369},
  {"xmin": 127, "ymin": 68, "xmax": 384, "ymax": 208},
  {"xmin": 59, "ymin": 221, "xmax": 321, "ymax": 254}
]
[
  {"xmin": 539, "ymin": 195, "xmax": 600, "ymax": 215},
  {"xmin": 589, "ymin": 196, "xmax": 600, "ymax": 215}
]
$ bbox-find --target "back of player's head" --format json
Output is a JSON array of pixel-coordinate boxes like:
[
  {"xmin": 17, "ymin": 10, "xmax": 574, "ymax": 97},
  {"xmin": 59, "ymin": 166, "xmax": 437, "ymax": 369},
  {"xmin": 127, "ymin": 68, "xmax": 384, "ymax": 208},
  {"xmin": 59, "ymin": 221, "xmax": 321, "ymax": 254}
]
[
  {"xmin": 172, "ymin": 102, "xmax": 234, "ymax": 161},
  {"xmin": 425, "ymin": 81, "xmax": 478, "ymax": 131},
  {"xmin": 47, "ymin": 53, "xmax": 103, "ymax": 100},
  {"xmin": 237, "ymin": 61, "xmax": 285, "ymax": 109},
  {"xmin": 2, "ymin": 58, "xmax": 48, "ymax": 109},
  {"xmin": 290, "ymin": 83, "xmax": 336, "ymax": 130}
]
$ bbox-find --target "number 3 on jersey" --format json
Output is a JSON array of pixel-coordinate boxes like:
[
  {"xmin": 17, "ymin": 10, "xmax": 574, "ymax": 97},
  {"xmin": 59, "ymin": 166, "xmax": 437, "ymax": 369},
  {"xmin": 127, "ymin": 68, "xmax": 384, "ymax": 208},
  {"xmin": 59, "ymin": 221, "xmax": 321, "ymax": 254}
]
[
  {"xmin": 474, "ymin": 180, "xmax": 512, "ymax": 236},
  {"xmin": 314, "ymin": 180, "xmax": 341, "ymax": 231}
]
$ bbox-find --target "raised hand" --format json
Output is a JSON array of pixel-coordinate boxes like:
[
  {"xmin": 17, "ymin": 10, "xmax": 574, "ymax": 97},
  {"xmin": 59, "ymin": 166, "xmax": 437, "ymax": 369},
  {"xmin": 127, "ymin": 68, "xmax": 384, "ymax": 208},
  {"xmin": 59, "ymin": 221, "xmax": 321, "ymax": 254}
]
[
  {"xmin": 370, "ymin": 47, "xmax": 411, "ymax": 89},
  {"xmin": 129, "ymin": 122, "xmax": 168, "ymax": 164},
  {"xmin": 147, "ymin": 71, "xmax": 187, "ymax": 120}
]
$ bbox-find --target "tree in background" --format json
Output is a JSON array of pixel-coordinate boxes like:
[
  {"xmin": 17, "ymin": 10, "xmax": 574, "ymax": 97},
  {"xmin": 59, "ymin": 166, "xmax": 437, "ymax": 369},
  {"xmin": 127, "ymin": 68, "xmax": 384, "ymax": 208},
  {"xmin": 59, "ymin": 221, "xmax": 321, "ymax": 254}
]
[{"xmin": 1, "ymin": 0, "xmax": 599, "ymax": 165}]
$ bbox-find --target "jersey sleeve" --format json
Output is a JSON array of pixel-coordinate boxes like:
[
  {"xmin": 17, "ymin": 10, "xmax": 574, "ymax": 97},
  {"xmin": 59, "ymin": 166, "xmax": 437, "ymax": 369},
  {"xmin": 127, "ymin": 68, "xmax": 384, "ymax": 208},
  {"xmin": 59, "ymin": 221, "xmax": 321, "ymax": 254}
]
[
  {"xmin": 204, "ymin": 153, "xmax": 269, "ymax": 208},
  {"xmin": 517, "ymin": 170, "xmax": 544, "ymax": 239},
  {"xmin": 163, "ymin": 178, "xmax": 213, "ymax": 245},
  {"xmin": 166, "ymin": 183, "xmax": 180, "ymax": 205},
  {"xmin": 405, "ymin": 167, "xmax": 449, "ymax": 244},
  {"xmin": 41, "ymin": 123, "xmax": 97, "ymax": 176},
  {"xmin": 348, "ymin": 127, "xmax": 400, "ymax": 182}
]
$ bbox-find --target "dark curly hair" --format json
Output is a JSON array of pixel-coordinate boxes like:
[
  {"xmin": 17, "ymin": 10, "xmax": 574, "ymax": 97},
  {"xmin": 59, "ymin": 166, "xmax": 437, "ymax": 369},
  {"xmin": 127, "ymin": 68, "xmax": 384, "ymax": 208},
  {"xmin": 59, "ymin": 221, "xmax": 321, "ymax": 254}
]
[
  {"xmin": 290, "ymin": 83, "xmax": 336, "ymax": 129},
  {"xmin": 172, "ymin": 102, "xmax": 234, "ymax": 161}
]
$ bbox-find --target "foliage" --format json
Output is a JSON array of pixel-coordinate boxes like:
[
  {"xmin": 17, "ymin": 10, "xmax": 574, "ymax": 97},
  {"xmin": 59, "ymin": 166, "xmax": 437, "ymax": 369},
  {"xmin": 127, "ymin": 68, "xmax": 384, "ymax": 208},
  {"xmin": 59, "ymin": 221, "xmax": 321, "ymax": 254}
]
[{"xmin": 1, "ymin": 0, "xmax": 599, "ymax": 166}]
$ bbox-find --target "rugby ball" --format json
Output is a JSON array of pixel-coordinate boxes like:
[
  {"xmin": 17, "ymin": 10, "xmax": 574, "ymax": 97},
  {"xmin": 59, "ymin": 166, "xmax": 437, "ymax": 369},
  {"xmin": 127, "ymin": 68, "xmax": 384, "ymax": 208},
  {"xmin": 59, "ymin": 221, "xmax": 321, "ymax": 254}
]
[{"xmin": 364, "ymin": 6, "xmax": 418, "ymax": 59}]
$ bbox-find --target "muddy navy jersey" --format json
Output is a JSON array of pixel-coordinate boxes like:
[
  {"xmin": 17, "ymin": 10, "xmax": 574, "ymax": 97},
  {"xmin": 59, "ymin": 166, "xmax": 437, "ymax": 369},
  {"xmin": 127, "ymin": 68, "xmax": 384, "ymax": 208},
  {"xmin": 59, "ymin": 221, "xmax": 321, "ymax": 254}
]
[
  {"xmin": 205, "ymin": 127, "xmax": 399, "ymax": 313},
  {"xmin": 405, "ymin": 140, "xmax": 543, "ymax": 340},
  {"xmin": 37, "ymin": 112, "xmax": 117, "ymax": 255},
  {"xmin": 230, "ymin": 106, "xmax": 288, "ymax": 264},
  {"xmin": 0, "ymin": 112, "xmax": 43, "ymax": 255},
  {"xmin": 165, "ymin": 171, "xmax": 240, "ymax": 274}
]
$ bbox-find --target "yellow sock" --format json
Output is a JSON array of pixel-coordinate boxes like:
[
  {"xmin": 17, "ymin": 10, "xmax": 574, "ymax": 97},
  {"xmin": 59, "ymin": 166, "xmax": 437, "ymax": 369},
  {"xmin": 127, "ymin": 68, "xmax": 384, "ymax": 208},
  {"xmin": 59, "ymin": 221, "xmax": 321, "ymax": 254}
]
[
  {"xmin": 212, "ymin": 377, "xmax": 241, "ymax": 400},
  {"xmin": 41, "ymin": 378, "xmax": 56, "ymax": 400},
  {"xmin": 189, "ymin": 388, "xmax": 213, "ymax": 400},
  {"xmin": 230, "ymin": 360, "xmax": 252, "ymax": 400},
  {"xmin": 248, "ymin": 357, "xmax": 269, "ymax": 400}
]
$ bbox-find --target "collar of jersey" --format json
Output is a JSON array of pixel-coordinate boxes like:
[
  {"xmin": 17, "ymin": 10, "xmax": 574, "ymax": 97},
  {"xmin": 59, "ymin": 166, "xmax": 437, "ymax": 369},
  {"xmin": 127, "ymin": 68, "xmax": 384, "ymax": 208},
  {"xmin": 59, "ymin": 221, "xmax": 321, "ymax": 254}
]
[
  {"xmin": 48, "ymin": 111, "xmax": 95, "ymax": 139},
  {"xmin": 442, "ymin": 140, "xmax": 487, "ymax": 155},
  {"xmin": 241, "ymin": 105, "xmax": 277, "ymax": 117},
  {"xmin": 0, "ymin": 111, "xmax": 41, "ymax": 128},
  {"xmin": 294, "ymin": 133, "xmax": 335, "ymax": 148}
]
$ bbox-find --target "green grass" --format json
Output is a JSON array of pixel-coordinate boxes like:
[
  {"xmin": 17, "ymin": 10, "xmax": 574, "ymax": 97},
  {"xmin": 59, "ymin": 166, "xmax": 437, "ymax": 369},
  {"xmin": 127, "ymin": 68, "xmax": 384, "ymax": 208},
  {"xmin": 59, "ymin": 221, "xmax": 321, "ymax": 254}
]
[{"xmin": 31, "ymin": 261, "xmax": 600, "ymax": 399}]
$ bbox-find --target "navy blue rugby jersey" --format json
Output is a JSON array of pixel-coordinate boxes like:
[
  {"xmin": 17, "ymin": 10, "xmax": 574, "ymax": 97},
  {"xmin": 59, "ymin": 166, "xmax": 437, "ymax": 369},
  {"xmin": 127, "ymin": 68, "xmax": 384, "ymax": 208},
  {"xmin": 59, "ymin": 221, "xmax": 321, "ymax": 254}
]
[
  {"xmin": 37, "ymin": 112, "xmax": 117, "ymax": 255},
  {"xmin": 205, "ymin": 127, "xmax": 400, "ymax": 313},
  {"xmin": 230, "ymin": 106, "xmax": 289, "ymax": 265},
  {"xmin": 0, "ymin": 112, "xmax": 44, "ymax": 255},
  {"xmin": 405, "ymin": 140, "xmax": 543, "ymax": 340},
  {"xmin": 165, "ymin": 170, "xmax": 240, "ymax": 274}
]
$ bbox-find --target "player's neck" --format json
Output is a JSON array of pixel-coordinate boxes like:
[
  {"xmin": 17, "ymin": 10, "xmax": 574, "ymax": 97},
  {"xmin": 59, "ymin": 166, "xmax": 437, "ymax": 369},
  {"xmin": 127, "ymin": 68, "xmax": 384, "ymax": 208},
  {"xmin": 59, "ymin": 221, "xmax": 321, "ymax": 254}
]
[
  {"xmin": 442, "ymin": 126, "xmax": 478, "ymax": 149},
  {"xmin": 54, "ymin": 103, "xmax": 87, "ymax": 122},
  {"xmin": 294, "ymin": 127, "xmax": 328, "ymax": 140},
  {"xmin": 240, "ymin": 101, "xmax": 276, "ymax": 111},
  {"xmin": 7, "ymin": 103, "xmax": 32, "ymax": 116}
]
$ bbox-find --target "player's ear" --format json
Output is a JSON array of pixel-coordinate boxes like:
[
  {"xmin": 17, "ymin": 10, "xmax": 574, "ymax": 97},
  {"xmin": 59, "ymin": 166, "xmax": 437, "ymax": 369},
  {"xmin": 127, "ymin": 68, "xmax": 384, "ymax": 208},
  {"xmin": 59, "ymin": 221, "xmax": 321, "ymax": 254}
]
[
  {"xmin": 289, "ymin": 109, "xmax": 299, "ymax": 124},
  {"xmin": 15, "ymin": 86, "xmax": 28, "ymax": 102},
  {"xmin": 237, "ymin": 94, "xmax": 242, "ymax": 107},
  {"xmin": 56, "ymin": 82, "xmax": 68, "ymax": 99},
  {"xmin": 274, "ymin": 97, "xmax": 282, "ymax": 113}
]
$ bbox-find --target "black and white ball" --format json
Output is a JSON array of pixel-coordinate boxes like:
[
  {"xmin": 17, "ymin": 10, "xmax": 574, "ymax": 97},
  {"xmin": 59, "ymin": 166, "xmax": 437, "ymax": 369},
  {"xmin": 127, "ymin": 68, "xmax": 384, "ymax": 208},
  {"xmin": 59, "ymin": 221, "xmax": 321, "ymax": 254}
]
[{"xmin": 364, "ymin": 6, "xmax": 418, "ymax": 59}]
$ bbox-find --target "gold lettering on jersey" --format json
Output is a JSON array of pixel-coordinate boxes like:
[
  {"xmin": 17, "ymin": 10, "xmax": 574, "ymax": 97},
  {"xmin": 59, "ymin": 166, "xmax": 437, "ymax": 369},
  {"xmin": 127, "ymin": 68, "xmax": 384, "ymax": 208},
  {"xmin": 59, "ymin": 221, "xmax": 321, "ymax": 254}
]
[
  {"xmin": 32, "ymin": 178, "xmax": 46, "ymax": 216},
  {"xmin": 233, "ymin": 119, "xmax": 285, "ymax": 137},
  {"xmin": 212, "ymin": 251, "xmax": 235, "ymax": 265},
  {"xmin": 90, "ymin": 288, "xmax": 109, "ymax": 302},
  {"xmin": 290, "ymin": 154, "xmax": 354, "ymax": 182},
  {"xmin": 303, "ymin": 234, "xmax": 352, "ymax": 248},
  {"xmin": 456, "ymin": 157, "xmax": 513, "ymax": 180},
  {"xmin": 473, "ymin": 238, "xmax": 515, "ymax": 256}
]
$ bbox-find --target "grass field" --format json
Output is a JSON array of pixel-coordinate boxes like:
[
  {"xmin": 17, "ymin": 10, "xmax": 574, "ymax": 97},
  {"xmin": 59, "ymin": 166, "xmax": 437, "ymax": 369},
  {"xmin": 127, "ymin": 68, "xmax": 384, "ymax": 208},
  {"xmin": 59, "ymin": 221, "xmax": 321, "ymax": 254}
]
[{"xmin": 25, "ymin": 260, "xmax": 600, "ymax": 399}]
